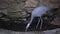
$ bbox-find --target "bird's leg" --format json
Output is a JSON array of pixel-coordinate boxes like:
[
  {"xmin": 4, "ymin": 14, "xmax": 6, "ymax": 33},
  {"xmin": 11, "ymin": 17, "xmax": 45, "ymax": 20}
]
[
  {"xmin": 25, "ymin": 17, "xmax": 34, "ymax": 31},
  {"xmin": 36, "ymin": 17, "xmax": 40, "ymax": 29},
  {"xmin": 40, "ymin": 17, "xmax": 43, "ymax": 30}
]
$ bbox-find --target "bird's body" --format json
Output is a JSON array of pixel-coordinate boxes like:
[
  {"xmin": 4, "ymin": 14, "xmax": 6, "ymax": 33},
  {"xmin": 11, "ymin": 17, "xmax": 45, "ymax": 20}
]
[
  {"xmin": 25, "ymin": 6, "xmax": 53, "ymax": 31},
  {"xmin": 31, "ymin": 6, "xmax": 51, "ymax": 17}
]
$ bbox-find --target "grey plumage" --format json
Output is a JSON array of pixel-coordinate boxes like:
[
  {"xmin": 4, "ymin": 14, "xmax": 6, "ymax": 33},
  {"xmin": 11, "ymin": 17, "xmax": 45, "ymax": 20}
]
[{"xmin": 25, "ymin": 6, "xmax": 53, "ymax": 31}]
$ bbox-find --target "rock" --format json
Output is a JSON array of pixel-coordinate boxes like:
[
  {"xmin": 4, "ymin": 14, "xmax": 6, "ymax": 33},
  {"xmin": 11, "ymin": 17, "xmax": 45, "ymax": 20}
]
[
  {"xmin": 43, "ymin": 28, "xmax": 60, "ymax": 34},
  {"xmin": 0, "ymin": 0, "xmax": 26, "ymax": 2},
  {"xmin": 0, "ymin": 28, "xmax": 60, "ymax": 34},
  {"xmin": 25, "ymin": 0, "xmax": 39, "ymax": 7},
  {"xmin": 51, "ymin": 17, "xmax": 60, "ymax": 26}
]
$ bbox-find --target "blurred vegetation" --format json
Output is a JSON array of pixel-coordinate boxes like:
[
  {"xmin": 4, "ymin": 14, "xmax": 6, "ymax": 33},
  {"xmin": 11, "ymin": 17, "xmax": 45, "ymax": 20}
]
[{"xmin": 0, "ymin": 0, "xmax": 60, "ymax": 25}]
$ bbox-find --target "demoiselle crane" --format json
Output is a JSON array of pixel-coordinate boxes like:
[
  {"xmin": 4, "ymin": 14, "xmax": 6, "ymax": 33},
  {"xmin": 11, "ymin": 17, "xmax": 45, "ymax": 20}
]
[{"xmin": 25, "ymin": 6, "xmax": 55, "ymax": 31}]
